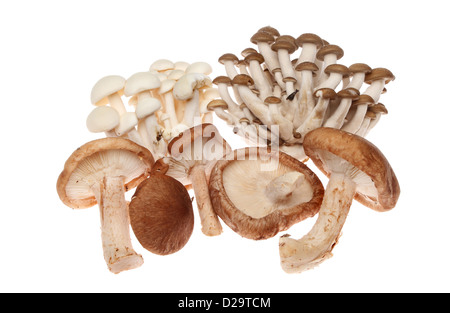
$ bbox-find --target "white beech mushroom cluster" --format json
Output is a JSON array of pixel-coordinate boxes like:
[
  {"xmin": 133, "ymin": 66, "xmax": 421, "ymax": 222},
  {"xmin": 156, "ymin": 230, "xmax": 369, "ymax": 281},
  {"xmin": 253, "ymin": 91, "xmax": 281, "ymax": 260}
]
[
  {"xmin": 210, "ymin": 26, "xmax": 394, "ymax": 160},
  {"xmin": 86, "ymin": 59, "xmax": 219, "ymax": 159}
]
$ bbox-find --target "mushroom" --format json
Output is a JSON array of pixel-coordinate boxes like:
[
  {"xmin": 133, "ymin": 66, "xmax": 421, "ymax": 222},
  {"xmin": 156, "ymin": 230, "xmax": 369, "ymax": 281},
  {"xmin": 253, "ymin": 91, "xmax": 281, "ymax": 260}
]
[
  {"xmin": 173, "ymin": 73, "xmax": 212, "ymax": 127},
  {"xmin": 209, "ymin": 147, "xmax": 324, "ymax": 240},
  {"xmin": 86, "ymin": 106, "xmax": 120, "ymax": 137},
  {"xmin": 164, "ymin": 123, "xmax": 232, "ymax": 236},
  {"xmin": 91, "ymin": 75, "xmax": 128, "ymax": 116},
  {"xmin": 129, "ymin": 159, "xmax": 194, "ymax": 255},
  {"xmin": 279, "ymin": 127, "xmax": 400, "ymax": 273},
  {"xmin": 56, "ymin": 137, "xmax": 155, "ymax": 273},
  {"xmin": 114, "ymin": 112, "xmax": 144, "ymax": 146}
]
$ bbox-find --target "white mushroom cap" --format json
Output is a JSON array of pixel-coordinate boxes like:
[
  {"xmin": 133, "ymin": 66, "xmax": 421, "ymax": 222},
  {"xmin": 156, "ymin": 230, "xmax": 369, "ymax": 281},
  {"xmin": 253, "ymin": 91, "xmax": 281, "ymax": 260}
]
[
  {"xmin": 86, "ymin": 106, "xmax": 120, "ymax": 133},
  {"xmin": 115, "ymin": 112, "xmax": 139, "ymax": 136},
  {"xmin": 159, "ymin": 79, "xmax": 176, "ymax": 94},
  {"xmin": 91, "ymin": 75, "xmax": 126, "ymax": 106},
  {"xmin": 135, "ymin": 98, "xmax": 162, "ymax": 119},
  {"xmin": 150, "ymin": 59, "xmax": 175, "ymax": 72},
  {"xmin": 174, "ymin": 61, "xmax": 190, "ymax": 71},
  {"xmin": 185, "ymin": 62, "xmax": 213, "ymax": 75},
  {"xmin": 124, "ymin": 72, "xmax": 161, "ymax": 97},
  {"xmin": 173, "ymin": 73, "xmax": 212, "ymax": 101},
  {"xmin": 167, "ymin": 69, "xmax": 185, "ymax": 81}
]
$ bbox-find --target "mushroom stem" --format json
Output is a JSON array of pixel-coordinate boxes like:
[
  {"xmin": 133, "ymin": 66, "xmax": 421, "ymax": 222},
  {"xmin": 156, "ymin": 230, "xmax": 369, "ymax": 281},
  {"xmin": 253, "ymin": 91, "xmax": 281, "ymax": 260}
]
[
  {"xmin": 190, "ymin": 165, "xmax": 223, "ymax": 236},
  {"xmin": 279, "ymin": 172, "xmax": 356, "ymax": 273},
  {"xmin": 265, "ymin": 172, "xmax": 305, "ymax": 203},
  {"xmin": 107, "ymin": 93, "xmax": 127, "ymax": 115},
  {"xmin": 91, "ymin": 176, "xmax": 143, "ymax": 274}
]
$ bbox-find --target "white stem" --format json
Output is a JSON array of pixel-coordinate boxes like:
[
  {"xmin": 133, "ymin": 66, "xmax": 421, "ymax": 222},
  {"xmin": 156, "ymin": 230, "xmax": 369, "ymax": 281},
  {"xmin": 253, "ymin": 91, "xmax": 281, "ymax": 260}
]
[
  {"xmin": 265, "ymin": 172, "xmax": 305, "ymax": 203},
  {"xmin": 163, "ymin": 92, "xmax": 178, "ymax": 127},
  {"xmin": 297, "ymin": 43, "xmax": 317, "ymax": 64},
  {"xmin": 317, "ymin": 54, "xmax": 338, "ymax": 85},
  {"xmin": 217, "ymin": 83, "xmax": 244, "ymax": 118},
  {"xmin": 107, "ymin": 93, "xmax": 127, "ymax": 115},
  {"xmin": 355, "ymin": 116, "xmax": 371, "ymax": 137},
  {"xmin": 295, "ymin": 95, "xmax": 331, "ymax": 140},
  {"xmin": 277, "ymin": 49, "xmax": 296, "ymax": 79},
  {"xmin": 182, "ymin": 89, "xmax": 200, "ymax": 127},
  {"xmin": 256, "ymin": 42, "xmax": 281, "ymax": 74},
  {"xmin": 364, "ymin": 80, "xmax": 385, "ymax": 103},
  {"xmin": 248, "ymin": 60, "xmax": 272, "ymax": 100},
  {"xmin": 279, "ymin": 172, "xmax": 356, "ymax": 273},
  {"xmin": 91, "ymin": 176, "xmax": 143, "ymax": 274},
  {"xmin": 190, "ymin": 165, "xmax": 223, "ymax": 236},
  {"xmin": 293, "ymin": 71, "xmax": 315, "ymax": 128},
  {"xmin": 342, "ymin": 104, "xmax": 368, "ymax": 134}
]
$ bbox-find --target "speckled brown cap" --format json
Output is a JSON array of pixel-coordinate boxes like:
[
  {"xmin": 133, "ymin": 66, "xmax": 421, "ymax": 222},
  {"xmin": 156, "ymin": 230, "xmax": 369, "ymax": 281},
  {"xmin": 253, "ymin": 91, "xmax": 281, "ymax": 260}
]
[{"xmin": 316, "ymin": 44, "xmax": 344, "ymax": 61}]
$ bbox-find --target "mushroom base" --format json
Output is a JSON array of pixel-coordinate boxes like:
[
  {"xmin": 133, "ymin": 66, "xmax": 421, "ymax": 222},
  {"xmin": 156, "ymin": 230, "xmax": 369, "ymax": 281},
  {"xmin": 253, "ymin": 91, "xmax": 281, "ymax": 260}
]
[{"xmin": 279, "ymin": 172, "xmax": 356, "ymax": 273}]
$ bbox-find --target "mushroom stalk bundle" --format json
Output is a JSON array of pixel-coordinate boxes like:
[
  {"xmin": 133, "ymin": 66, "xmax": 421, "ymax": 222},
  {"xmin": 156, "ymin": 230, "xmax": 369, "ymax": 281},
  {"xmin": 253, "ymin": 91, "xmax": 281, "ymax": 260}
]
[
  {"xmin": 211, "ymin": 27, "xmax": 395, "ymax": 161},
  {"xmin": 86, "ymin": 60, "xmax": 219, "ymax": 159}
]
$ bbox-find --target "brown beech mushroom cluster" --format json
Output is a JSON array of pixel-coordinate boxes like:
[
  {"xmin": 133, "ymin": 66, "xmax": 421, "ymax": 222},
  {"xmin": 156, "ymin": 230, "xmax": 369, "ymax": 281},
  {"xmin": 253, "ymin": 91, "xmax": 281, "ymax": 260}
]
[
  {"xmin": 279, "ymin": 128, "xmax": 400, "ymax": 273},
  {"xmin": 211, "ymin": 26, "xmax": 395, "ymax": 160},
  {"xmin": 86, "ymin": 60, "xmax": 219, "ymax": 159}
]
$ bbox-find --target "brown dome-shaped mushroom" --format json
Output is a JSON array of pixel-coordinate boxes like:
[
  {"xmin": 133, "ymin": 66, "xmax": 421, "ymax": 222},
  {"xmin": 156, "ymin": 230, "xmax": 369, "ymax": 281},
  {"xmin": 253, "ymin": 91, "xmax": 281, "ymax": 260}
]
[
  {"xmin": 129, "ymin": 159, "xmax": 194, "ymax": 255},
  {"xmin": 209, "ymin": 147, "xmax": 324, "ymax": 240},
  {"xmin": 279, "ymin": 127, "xmax": 400, "ymax": 273}
]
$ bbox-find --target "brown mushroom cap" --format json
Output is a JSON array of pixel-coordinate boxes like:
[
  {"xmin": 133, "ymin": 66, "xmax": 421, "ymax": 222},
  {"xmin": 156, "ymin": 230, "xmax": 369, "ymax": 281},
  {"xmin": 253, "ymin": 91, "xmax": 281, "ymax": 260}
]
[
  {"xmin": 218, "ymin": 53, "xmax": 239, "ymax": 65},
  {"xmin": 258, "ymin": 26, "xmax": 280, "ymax": 37},
  {"xmin": 56, "ymin": 137, "xmax": 154, "ymax": 209},
  {"xmin": 295, "ymin": 62, "xmax": 320, "ymax": 74},
  {"xmin": 352, "ymin": 94, "xmax": 375, "ymax": 106},
  {"xmin": 316, "ymin": 44, "xmax": 344, "ymax": 61},
  {"xmin": 349, "ymin": 63, "xmax": 372, "ymax": 74},
  {"xmin": 324, "ymin": 64, "xmax": 350, "ymax": 76},
  {"xmin": 244, "ymin": 52, "xmax": 265, "ymax": 64},
  {"xmin": 129, "ymin": 160, "xmax": 194, "ymax": 255},
  {"xmin": 250, "ymin": 31, "xmax": 275, "ymax": 45},
  {"xmin": 303, "ymin": 127, "xmax": 400, "ymax": 212},
  {"xmin": 337, "ymin": 87, "xmax": 360, "ymax": 99},
  {"xmin": 209, "ymin": 147, "xmax": 324, "ymax": 240},
  {"xmin": 212, "ymin": 76, "xmax": 232, "ymax": 86},
  {"xmin": 313, "ymin": 88, "xmax": 338, "ymax": 99},
  {"xmin": 295, "ymin": 33, "xmax": 324, "ymax": 48},
  {"xmin": 364, "ymin": 67, "xmax": 395, "ymax": 84},
  {"xmin": 369, "ymin": 103, "xmax": 388, "ymax": 114},
  {"xmin": 231, "ymin": 74, "xmax": 255, "ymax": 86},
  {"xmin": 271, "ymin": 39, "xmax": 297, "ymax": 54},
  {"xmin": 207, "ymin": 99, "xmax": 228, "ymax": 110}
]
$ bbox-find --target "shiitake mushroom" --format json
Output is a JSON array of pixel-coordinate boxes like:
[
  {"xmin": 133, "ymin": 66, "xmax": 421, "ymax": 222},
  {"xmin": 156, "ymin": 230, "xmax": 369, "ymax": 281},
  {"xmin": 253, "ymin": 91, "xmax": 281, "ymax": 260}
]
[{"xmin": 129, "ymin": 159, "xmax": 194, "ymax": 255}]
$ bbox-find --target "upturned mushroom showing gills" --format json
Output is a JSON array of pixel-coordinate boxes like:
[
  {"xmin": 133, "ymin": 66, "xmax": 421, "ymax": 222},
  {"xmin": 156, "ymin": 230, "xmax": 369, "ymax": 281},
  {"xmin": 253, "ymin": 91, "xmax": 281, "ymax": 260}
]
[
  {"xmin": 279, "ymin": 127, "xmax": 400, "ymax": 273},
  {"xmin": 212, "ymin": 26, "xmax": 395, "ymax": 161},
  {"xmin": 163, "ymin": 123, "xmax": 232, "ymax": 236},
  {"xmin": 209, "ymin": 147, "xmax": 324, "ymax": 240},
  {"xmin": 56, "ymin": 137, "xmax": 154, "ymax": 274},
  {"xmin": 129, "ymin": 159, "xmax": 194, "ymax": 255}
]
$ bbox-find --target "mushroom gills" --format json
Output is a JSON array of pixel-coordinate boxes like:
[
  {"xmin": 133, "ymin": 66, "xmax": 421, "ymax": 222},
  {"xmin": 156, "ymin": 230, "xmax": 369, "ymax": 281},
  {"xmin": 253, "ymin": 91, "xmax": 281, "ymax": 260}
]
[
  {"xmin": 65, "ymin": 149, "xmax": 148, "ymax": 199},
  {"xmin": 317, "ymin": 149, "xmax": 378, "ymax": 199},
  {"xmin": 222, "ymin": 159, "xmax": 314, "ymax": 219}
]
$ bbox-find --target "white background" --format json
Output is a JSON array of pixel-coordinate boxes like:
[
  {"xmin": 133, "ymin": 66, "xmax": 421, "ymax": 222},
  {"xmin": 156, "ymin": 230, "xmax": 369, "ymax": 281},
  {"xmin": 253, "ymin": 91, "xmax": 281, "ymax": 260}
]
[{"xmin": 1, "ymin": 0, "xmax": 449, "ymax": 293}]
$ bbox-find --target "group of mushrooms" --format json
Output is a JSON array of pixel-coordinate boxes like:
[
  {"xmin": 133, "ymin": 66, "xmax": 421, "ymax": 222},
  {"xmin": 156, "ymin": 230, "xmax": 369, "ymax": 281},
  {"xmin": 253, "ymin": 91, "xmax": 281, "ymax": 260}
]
[{"xmin": 57, "ymin": 26, "xmax": 400, "ymax": 274}]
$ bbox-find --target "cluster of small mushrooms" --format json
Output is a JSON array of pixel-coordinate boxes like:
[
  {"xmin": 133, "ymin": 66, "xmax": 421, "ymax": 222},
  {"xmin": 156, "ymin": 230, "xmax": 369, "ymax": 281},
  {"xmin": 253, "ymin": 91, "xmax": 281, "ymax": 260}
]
[{"xmin": 57, "ymin": 26, "xmax": 400, "ymax": 274}]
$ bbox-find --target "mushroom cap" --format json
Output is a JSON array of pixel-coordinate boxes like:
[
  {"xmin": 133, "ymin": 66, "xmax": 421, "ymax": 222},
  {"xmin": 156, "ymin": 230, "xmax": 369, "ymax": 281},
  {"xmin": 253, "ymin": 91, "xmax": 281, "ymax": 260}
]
[
  {"xmin": 364, "ymin": 67, "xmax": 395, "ymax": 84},
  {"xmin": 244, "ymin": 52, "xmax": 265, "ymax": 64},
  {"xmin": 207, "ymin": 99, "xmax": 228, "ymax": 110},
  {"xmin": 213, "ymin": 76, "xmax": 232, "ymax": 86},
  {"xmin": 115, "ymin": 112, "xmax": 139, "ymax": 136},
  {"xmin": 313, "ymin": 88, "xmax": 338, "ymax": 99},
  {"xmin": 91, "ymin": 75, "xmax": 126, "ymax": 106},
  {"xmin": 337, "ymin": 87, "xmax": 360, "ymax": 99},
  {"xmin": 257, "ymin": 26, "xmax": 280, "ymax": 37},
  {"xmin": 135, "ymin": 97, "xmax": 162, "ymax": 119},
  {"xmin": 86, "ymin": 106, "xmax": 120, "ymax": 133},
  {"xmin": 324, "ymin": 64, "xmax": 350, "ymax": 76},
  {"xmin": 295, "ymin": 33, "xmax": 324, "ymax": 48},
  {"xmin": 369, "ymin": 103, "xmax": 388, "ymax": 114},
  {"xmin": 173, "ymin": 73, "xmax": 212, "ymax": 101},
  {"xmin": 353, "ymin": 94, "xmax": 375, "ymax": 106},
  {"xmin": 231, "ymin": 74, "xmax": 255, "ymax": 86},
  {"xmin": 264, "ymin": 96, "xmax": 282, "ymax": 105},
  {"xmin": 129, "ymin": 161, "xmax": 194, "ymax": 255},
  {"xmin": 185, "ymin": 62, "xmax": 213, "ymax": 75},
  {"xmin": 149, "ymin": 59, "xmax": 175, "ymax": 72},
  {"xmin": 349, "ymin": 63, "xmax": 372, "ymax": 74},
  {"xmin": 271, "ymin": 37, "xmax": 297, "ymax": 54},
  {"xmin": 295, "ymin": 62, "xmax": 319, "ymax": 74},
  {"xmin": 250, "ymin": 31, "xmax": 275, "ymax": 45},
  {"xmin": 303, "ymin": 127, "xmax": 400, "ymax": 212},
  {"xmin": 316, "ymin": 44, "xmax": 344, "ymax": 61},
  {"xmin": 124, "ymin": 72, "xmax": 161, "ymax": 97},
  {"xmin": 209, "ymin": 147, "xmax": 324, "ymax": 240},
  {"xmin": 56, "ymin": 137, "xmax": 154, "ymax": 209},
  {"xmin": 241, "ymin": 47, "xmax": 258, "ymax": 57},
  {"xmin": 218, "ymin": 53, "xmax": 239, "ymax": 65}
]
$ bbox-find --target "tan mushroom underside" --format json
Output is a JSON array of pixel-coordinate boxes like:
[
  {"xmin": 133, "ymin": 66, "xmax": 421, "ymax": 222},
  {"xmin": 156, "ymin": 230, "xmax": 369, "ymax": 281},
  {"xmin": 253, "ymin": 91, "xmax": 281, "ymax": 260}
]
[{"xmin": 209, "ymin": 147, "xmax": 324, "ymax": 240}]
